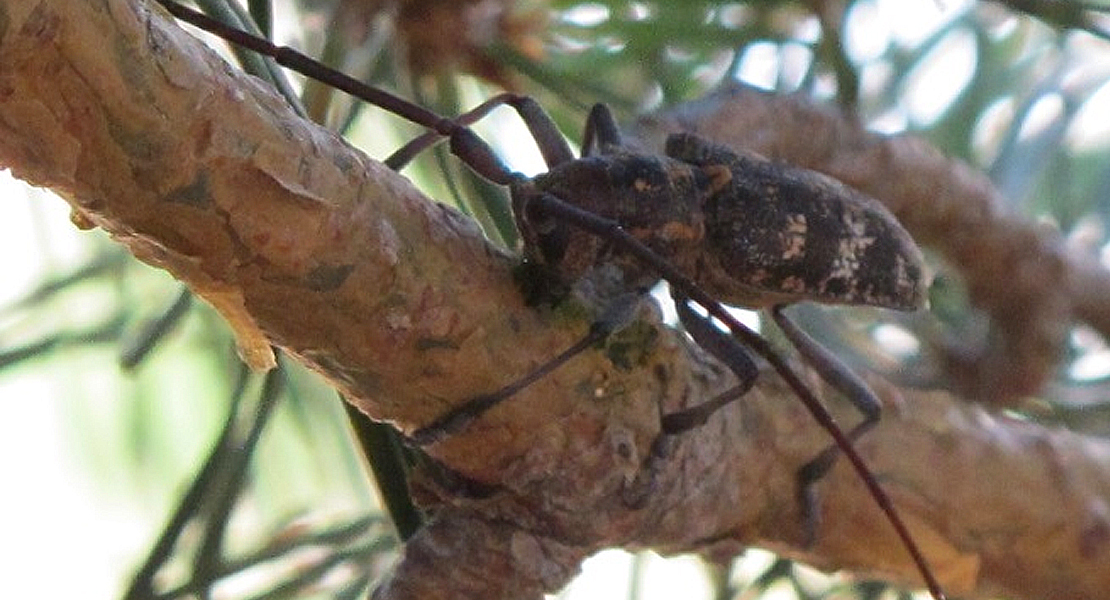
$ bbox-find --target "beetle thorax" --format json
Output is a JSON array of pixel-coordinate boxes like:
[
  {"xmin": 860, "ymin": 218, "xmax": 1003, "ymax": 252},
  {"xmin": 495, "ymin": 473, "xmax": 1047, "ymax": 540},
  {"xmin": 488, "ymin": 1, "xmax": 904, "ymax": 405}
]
[{"xmin": 512, "ymin": 153, "xmax": 710, "ymax": 294}]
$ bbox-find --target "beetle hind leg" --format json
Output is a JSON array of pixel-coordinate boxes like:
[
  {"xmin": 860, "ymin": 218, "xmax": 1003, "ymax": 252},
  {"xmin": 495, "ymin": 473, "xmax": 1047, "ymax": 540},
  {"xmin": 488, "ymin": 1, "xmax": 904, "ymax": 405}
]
[{"xmin": 771, "ymin": 305, "xmax": 882, "ymax": 543}]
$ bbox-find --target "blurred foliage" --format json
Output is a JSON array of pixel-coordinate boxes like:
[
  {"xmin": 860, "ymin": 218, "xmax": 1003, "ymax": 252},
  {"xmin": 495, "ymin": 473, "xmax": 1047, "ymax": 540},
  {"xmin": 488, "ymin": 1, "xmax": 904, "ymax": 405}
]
[{"xmin": 8, "ymin": 0, "xmax": 1110, "ymax": 599}]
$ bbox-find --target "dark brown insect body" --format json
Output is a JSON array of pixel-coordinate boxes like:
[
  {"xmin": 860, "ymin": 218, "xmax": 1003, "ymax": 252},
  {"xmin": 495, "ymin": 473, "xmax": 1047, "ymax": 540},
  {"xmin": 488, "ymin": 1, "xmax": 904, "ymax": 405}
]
[
  {"xmin": 150, "ymin": 4, "xmax": 946, "ymax": 597},
  {"xmin": 515, "ymin": 132, "xmax": 926, "ymax": 312}
]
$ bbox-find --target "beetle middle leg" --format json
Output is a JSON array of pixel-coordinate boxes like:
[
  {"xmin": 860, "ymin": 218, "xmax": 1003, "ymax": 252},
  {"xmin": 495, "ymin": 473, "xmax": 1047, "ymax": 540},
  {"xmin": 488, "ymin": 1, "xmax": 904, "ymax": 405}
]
[
  {"xmin": 657, "ymin": 298, "xmax": 759, "ymax": 434},
  {"xmin": 668, "ymin": 296, "xmax": 886, "ymax": 542},
  {"xmin": 667, "ymin": 298, "xmax": 913, "ymax": 556}
]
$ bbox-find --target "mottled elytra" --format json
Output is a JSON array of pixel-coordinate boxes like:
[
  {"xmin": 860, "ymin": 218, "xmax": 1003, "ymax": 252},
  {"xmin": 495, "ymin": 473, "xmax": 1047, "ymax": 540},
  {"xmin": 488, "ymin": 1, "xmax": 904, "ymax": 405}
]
[
  {"xmin": 514, "ymin": 129, "xmax": 926, "ymax": 311},
  {"xmin": 663, "ymin": 133, "xmax": 925, "ymax": 309},
  {"xmin": 153, "ymin": 2, "xmax": 944, "ymax": 598}
]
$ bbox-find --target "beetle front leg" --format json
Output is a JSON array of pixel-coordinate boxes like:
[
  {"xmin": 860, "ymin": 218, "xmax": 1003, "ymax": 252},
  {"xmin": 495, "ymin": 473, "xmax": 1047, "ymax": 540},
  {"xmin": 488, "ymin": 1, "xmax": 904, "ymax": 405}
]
[
  {"xmin": 385, "ymin": 93, "xmax": 576, "ymax": 171},
  {"xmin": 409, "ymin": 293, "xmax": 643, "ymax": 446},
  {"xmin": 580, "ymin": 103, "xmax": 624, "ymax": 157},
  {"xmin": 409, "ymin": 324, "xmax": 606, "ymax": 445}
]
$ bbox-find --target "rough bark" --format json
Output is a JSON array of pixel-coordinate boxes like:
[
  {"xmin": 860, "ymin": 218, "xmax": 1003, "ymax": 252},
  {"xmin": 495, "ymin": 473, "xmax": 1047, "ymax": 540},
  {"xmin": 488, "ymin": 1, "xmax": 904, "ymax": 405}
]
[{"xmin": 1, "ymin": 1, "xmax": 1109, "ymax": 599}]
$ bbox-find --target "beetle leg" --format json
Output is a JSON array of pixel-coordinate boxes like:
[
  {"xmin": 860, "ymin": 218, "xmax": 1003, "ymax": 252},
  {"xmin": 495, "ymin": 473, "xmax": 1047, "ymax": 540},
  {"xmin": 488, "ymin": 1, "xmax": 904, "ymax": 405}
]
[
  {"xmin": 387, "ymin": 93, "xmax": 576, "ymax": 171},
  {"xmin": 410, "ymin": 293, "xmax": 642, "ymax": 445},
  {"xmin": 770, "ymin": 305, "xmax": 882, "ymax": 452},
  {"xmin": 580, "ymin": 104, "xmax": 624, "ymax": 157},
  {"xmin": 659, "ymin": 296, "xmax": 757, "ymax": 434},
  {"xmin": 154, "ymin": 2, "xmax": 575, "ymax": 177},
  {"xmin": 389, "ymin": 99, "xmax": 621, "ymax": 169},
  {"xmin": 771, "ymin": 304, "xmax": 882, "ymax": 543},
  {"xmin": 409, "ymin": 326, "xmax": 603, "ymax": 445},
  {"xmin": 409, "ymin": 325, "xmax": 604, "ymax": 445}
]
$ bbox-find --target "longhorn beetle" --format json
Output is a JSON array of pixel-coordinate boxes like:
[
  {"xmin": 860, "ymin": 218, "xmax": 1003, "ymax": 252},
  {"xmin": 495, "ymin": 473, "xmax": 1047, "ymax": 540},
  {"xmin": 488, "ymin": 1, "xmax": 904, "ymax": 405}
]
[{"xmin": 154, "ymin": 2, "xmax": 944, "ymax": 598}]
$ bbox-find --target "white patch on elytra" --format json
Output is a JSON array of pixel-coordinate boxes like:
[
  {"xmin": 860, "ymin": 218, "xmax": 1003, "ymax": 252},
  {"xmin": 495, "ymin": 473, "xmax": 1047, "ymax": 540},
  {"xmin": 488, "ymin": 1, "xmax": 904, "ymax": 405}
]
[
  {"xmin": 825, "ymin": 212, "xmax": 876, "ymax": 298},
  {"xmin": 780, "ymin": 214, "xmax": 807, "ymax": 260}
]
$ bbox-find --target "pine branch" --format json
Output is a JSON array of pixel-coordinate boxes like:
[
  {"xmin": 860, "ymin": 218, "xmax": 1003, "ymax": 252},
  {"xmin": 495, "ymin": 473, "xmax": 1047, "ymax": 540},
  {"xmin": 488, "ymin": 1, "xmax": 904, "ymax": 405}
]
[{"xmin": 1, "ymin": 2, "xmax": 1108, "ymax": 599}]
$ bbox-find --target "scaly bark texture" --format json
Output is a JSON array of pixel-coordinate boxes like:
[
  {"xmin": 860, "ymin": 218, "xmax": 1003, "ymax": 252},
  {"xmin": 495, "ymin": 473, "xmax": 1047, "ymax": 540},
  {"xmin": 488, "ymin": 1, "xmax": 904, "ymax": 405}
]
[{"xmin": 1, "ymin": 1, "xmax": 1109, "ymax": 599}]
